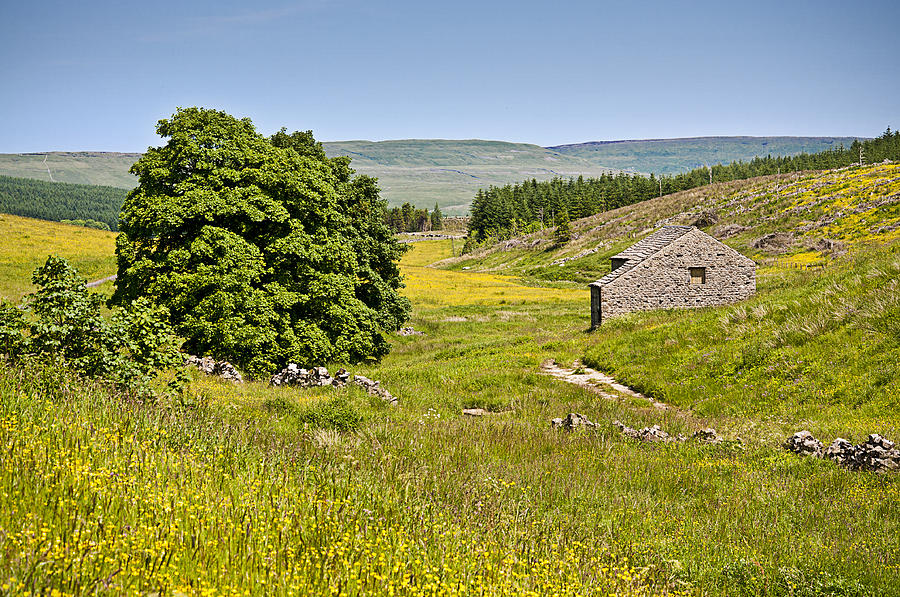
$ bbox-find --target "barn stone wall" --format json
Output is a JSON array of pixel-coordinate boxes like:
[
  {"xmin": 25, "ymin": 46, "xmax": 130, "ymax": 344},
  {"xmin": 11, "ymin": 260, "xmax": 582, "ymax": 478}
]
[{"xmin": 593, "ymin": 229, "xmax": 755, "ymax": 325}]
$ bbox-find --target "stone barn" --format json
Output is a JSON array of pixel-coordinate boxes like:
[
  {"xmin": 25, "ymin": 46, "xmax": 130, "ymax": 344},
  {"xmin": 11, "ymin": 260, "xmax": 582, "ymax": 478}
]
[{"xmin": 589, "ymin": 225, "xmax": 756, "ymax": 327}]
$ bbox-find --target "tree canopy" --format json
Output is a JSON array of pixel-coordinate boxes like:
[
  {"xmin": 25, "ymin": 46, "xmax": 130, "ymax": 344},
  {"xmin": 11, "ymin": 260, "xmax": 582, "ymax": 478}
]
[{"xmin": 112, "ymin": 108, "xmax": 410, "ymax": 377}]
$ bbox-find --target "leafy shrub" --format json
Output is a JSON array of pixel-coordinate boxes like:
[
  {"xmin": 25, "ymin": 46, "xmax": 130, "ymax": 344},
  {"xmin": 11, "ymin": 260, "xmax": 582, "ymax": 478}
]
[
  {"xmin": 0, "ymin": 255, "xmax": 182, "ymax": 397},
  {"xmin": 60, "ymin": 219, "xmax": 111, "ymax": 231}
]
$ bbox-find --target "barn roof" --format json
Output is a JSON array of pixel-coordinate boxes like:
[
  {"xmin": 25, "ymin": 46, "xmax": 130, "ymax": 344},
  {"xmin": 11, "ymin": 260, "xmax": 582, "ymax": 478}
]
[{"xmin": 590, "ymin": 225, "xmax": 694, "ymax": 287}]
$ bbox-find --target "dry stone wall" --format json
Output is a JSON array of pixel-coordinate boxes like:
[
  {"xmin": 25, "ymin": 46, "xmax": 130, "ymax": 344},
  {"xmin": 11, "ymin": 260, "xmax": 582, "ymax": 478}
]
[{"xmin": 596, "ymin": 229, "xmax": 755, "ymax": 322}]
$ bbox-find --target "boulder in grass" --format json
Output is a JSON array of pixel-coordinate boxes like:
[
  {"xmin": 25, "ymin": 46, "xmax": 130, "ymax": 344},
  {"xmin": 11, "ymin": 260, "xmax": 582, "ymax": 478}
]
[
  {"xmin": 783, "ymin": 430, "xmax": 823, "ymax": 457},
  {"xmin": 551, "ymin": 413, "xmax": 598, "ymax": 431},
  {"xmin": 692, "ymin": 428, "xmax": 723, "ymax": 444}
]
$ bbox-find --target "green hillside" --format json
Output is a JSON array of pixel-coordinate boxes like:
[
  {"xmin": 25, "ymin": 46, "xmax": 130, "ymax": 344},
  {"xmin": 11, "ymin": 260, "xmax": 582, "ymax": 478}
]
[
  {"xmin": 1, "ymin": 164, "xmax": 899, "ymax": 593},
  {"xmin": 0, "ymin": 136, "xmax": 864, "ymax": 215},
  {"xmin": 549, "ymin": 136, "xmax": 862, "ymax": 175},
  {"xmin": 0, "ymin": 213, "xmax": 117, "ymax": 301},
  {"xmin": 0, "ymin": 152, "xmax": 141, "ymax": 188},
  {"xmin": 439, "ymin": 161, "xmax": 900, "ymax": 430},
  {"xmin": 444, "ymin": 163, "xmax": 900, "ymax": 283}
]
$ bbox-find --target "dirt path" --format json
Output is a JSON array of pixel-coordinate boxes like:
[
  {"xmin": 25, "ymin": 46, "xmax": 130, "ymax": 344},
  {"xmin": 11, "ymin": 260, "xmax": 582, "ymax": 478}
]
[
  {"xmin": 86, "ymin": 274, "xmax": 117, "ymax": 288},
  {"xmin": 42, "ymin": 154, "xmax": 55, "ymax": 182},
  {"xmin": 540, "ymin": 359, "xmax": 672, "ymax": 411}
]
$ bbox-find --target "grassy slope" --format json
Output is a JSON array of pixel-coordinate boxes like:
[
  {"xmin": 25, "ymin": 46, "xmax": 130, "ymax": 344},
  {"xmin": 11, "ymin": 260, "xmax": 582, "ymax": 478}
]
[
  {"xmin": 0, "ymin": 152, "xmax": 141, "ymax": 188},
  {"xmin": 0, "ymin": 213, "xmax": 117, "ymax": 301},
  {"xmin": 549, "ymin": 136, "xmax": 862, "ymax": 175},
  {"xmin": 1, "ymin": 224, "xmax": 899, "ymax": 595},
  {"xmin": 0, "ymin": 136, "xmax": 862, "ymax": 215},
  {"xmin": 442, "ymin": 164, "xmax": 900, "ymax": 283},
  {"xmin": 441, "ymin": 163, "xmax": 900, "ymax": 427}
]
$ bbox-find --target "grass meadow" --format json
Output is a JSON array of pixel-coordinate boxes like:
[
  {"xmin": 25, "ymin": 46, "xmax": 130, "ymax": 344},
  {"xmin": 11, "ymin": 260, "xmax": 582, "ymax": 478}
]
[
  {"xmin": 0, "ymin": 214, "xmax": 117, "ymax": 301},
  {"xmin": 1, "ymin": 228, "xmax": 899, "ymax": 593}
]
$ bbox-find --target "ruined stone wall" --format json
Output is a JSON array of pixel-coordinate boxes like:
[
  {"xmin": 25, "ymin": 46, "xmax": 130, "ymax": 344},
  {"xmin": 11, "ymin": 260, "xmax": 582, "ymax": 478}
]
[{"xmin": 598, "ymin": 230, "xmax": 755, "ymax": 322}]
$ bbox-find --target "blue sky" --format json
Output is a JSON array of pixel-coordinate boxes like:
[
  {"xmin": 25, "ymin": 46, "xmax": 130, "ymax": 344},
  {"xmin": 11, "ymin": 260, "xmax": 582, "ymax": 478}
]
[{"xmin": 2, "ymin": 0, "xmax": 898, "ymax": 151}]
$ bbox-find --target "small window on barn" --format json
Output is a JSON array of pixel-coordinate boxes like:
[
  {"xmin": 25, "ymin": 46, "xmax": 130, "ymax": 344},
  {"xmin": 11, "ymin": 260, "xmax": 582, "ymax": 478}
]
[{"xmin": 690, "ymin": 267, "xmax": 706, "ymax": 284}]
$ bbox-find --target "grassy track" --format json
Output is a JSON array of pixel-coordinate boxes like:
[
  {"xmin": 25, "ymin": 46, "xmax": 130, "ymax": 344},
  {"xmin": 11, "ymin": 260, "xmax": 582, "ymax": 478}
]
[{"xmin": 1, "ymin": 237, "xmax": 898, "ymax": 594}]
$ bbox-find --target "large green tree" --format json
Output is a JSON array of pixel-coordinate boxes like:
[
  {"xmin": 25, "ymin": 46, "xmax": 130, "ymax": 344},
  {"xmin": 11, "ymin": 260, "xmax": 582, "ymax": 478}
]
[{"xmin": 112, "ymin": 108, "xmax": 410, "ymax": 377}]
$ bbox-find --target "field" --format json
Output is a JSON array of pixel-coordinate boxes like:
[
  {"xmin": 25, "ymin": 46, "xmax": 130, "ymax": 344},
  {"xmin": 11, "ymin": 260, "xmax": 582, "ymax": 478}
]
[
  {"xmin": 0, "ymin": 213, "xmax": 117, "ymax": 301},
  {"xmin": 1, "ymin": 162, "xmax": 899, "ymax": 595},
  {"xmin": 0, "ymin": 152, "xmax": 141, "ymax": 189},
  {"xmin": 1, "ymin": 209, "xmax": 899, "ymax": 595}
]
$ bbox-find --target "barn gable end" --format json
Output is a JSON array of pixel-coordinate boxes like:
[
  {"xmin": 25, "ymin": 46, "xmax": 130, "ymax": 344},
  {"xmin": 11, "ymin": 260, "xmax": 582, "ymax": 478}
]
[{"xmin": 590, "ymin": 226, "xmax": 756, "ymax": 327}]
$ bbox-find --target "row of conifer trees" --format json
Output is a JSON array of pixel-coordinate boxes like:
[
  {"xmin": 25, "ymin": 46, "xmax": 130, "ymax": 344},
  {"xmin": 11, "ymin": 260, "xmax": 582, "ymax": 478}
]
[
  {"xmin": 0, "ymin": 174, "xmax": 125, "ymax": 230},
  {"xmin": 467, "ymin": 128, "xmax": 900, "ymax": 242}
]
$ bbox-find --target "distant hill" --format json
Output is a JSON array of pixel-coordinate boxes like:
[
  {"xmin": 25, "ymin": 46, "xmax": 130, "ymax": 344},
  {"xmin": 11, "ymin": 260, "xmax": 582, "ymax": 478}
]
[
  {"xmin": 548, "ymin": 136, "xmax": 861, "ymax": 175},
  {"xmin": 0, "ymin": 136, "xmax": 864, "ymax": 215},
  {"xmin": 0, "ymin": 152, "xmax": 142, "ymax": 189},
  {"xmin": 323, "ymin": 139, "xmax": 617, "ymax": 214}
]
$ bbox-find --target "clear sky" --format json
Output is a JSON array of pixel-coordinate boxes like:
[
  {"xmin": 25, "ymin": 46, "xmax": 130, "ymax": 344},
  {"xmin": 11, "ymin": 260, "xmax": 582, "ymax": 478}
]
[{"xmin": 2, "ymin": 0, "xmax": 898, "ymax": 152}]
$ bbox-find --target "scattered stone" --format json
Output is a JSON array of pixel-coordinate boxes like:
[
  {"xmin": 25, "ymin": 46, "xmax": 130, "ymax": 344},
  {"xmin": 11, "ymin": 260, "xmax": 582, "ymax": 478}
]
[
  {"xmin": 397, "ymin": 327, "xmax": 425, "ymax": 336},
  {"xmin": 352, "ymin": 375, "xmax": 398, "ymax": 406},
  {"xmin": 713, "ymin": 223, "xmax": 747, "ymax": 239},
  {"xmin": 550, "ymin": 247, "xmax": 599, "ymax": 267},
  {"xmin": 809, "ymin": 237, "xmax": 847, "ymax": 257},
  {"xmin": 184, "ymin": 355, "xmax": 243, "ymax": 384},
  {"xmin": 463, "ymin": 408, "xmax": 488, "ymax": 417},
  {"xmin": 334, "ymin": 368, "xmax": 351, "ymax": 385},
  {"xmin": 692, "ymin": 210, "xmax": 719, "ymax": 228},
  {"xmin": 752, "ymin": 232, "xmax": 795, "ymax": 254},
  {"xmin": 614, "ymin": 420, "xmax": 686, "ymax": 443},
  {"xmin": 551, "ymin": 413, "xmax": 597, "ymax": 430},
  {"xmin": 784, "ymin": 430, "xmax": 823, "ymax": 457},
  {"xmin": 692, "ymin": 428, "xmax": 723, "ymax": 444},
  {"xmin": 786, "ymin": 431, "xmax": 900, "ymax": 472},
  {"xmin": 270, "ymin": 364, "xmax": 348, "ymax": 388}
]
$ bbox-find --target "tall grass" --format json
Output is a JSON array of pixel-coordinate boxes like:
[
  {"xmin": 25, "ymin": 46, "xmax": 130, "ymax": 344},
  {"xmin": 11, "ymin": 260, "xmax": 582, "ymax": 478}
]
[{"xmin": 1, "ymin": 240, "xmax": 898, "ymax": 595}]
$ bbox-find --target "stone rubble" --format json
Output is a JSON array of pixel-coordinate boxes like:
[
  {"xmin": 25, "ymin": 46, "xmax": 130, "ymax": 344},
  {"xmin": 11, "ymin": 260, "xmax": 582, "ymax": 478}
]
[
  {"xmin": 692, "ymin": 427, "xmax": 724, "ymax": 444},
  {"xmin": 270, "ymin": 364, "xmax": 350, "ymax": 388},
  {"xmin": 397, "ymin": 327, "xmax": 425, "ymax": 336},
  {"xmin": 550, "ymin": 247, "xmax": 599, "ymax": 267},
  {"xmin": 550, "ymin": 413, "xmax": 597, "ymax": 430},
  {"xmin": 352, "ymin": 375, "xmax": 398, "ymax": 406},
  {"xmin": 184, "ymin": 355, "xmax": 243, "ymax": 384},
  {"xmin": 783, "ymin": 430, "xmax": 825, "ymax": 457},
  {"xmin": 551, "ymin": 415, "xmax": 727, "ymax": 445},
  {"xmin": 752, "ymin": 232, "xmax": 795, "ymax": 253},
  {"xmin": 614, "ymin": 420, "xmax": 686, "ymax": 443},
  {"xmin": 785, "ymin": 430, "xmax": 900, "ymax": 472}
]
